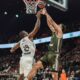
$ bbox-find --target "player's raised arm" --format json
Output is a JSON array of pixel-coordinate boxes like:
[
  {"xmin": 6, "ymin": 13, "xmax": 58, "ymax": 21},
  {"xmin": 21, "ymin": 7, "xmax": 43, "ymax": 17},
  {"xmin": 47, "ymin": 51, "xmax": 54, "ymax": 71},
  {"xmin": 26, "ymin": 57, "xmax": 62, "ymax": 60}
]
[
  {"xmin": 10, "ymin": 42, "xmax": 20, "ymax": 53},
  {"xmin": 28, "ymin": 11, "xmax": 41, "ymax": 39},
  {"xmin": 42, "ymin": 8, "xmax": 63, "ymax": 38}
]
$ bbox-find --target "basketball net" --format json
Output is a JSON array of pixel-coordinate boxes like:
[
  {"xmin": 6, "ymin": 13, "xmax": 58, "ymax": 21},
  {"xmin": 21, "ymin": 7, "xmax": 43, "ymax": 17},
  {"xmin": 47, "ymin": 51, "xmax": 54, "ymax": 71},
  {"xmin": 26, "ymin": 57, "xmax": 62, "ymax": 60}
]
[{"xmin": 23, "ymin": 0, "xmax": 45, "ymax": 14}]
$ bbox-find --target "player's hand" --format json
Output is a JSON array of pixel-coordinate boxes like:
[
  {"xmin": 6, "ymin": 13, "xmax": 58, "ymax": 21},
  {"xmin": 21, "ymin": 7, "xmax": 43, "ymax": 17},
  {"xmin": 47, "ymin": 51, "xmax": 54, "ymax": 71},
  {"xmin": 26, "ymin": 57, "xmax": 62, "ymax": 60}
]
[
  {"xmin": 36, "ymin": 10, "xmax": 42, "ymax": 19},
  {"xmin": 10, "ymin": 49, "xmax": 14, "ymax": 53},
  {"xmin": 41, "ymin": 8, "xmax": 47, "ymax": 15}
]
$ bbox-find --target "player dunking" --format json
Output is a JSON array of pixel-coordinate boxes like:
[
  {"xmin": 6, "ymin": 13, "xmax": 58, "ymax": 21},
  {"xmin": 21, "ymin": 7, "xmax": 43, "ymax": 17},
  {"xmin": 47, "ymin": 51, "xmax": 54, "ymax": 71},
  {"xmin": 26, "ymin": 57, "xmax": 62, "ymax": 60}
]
[
  {"xmin": 10, "ymin": 11, "xmax": 41, "ymax": 80},
  {"xmin": 27, "ymin": 8, "xmax": 63, "ymax": 80}
]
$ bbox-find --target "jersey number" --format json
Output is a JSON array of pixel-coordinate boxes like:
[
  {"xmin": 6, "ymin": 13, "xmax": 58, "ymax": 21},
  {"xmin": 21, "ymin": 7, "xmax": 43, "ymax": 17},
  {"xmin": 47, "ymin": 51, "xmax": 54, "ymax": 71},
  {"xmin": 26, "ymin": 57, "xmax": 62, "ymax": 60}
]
[{"xmin": 23, "ymin": 45, "xmax": 29, "ymax": 52}]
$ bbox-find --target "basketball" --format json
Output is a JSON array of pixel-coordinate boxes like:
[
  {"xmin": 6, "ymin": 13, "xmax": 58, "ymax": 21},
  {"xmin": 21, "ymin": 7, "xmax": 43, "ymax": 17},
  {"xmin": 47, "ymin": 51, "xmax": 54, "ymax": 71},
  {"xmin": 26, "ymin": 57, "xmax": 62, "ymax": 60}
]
[
  {"xmin": 38, "ymin": 4, "xmax": 45, "ymax": 8},
  {"xmin": 37, "ymin": 1, "xmax": 46, "ymax": 9}
]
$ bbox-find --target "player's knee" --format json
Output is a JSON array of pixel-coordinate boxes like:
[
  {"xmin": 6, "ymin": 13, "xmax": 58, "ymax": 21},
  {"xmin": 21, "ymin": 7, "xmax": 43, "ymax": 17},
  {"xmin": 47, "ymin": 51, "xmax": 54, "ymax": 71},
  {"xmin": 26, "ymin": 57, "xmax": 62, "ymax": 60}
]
[{"xmin": 34, "ymin": 61, "xmax": 43, "ymax": 70}]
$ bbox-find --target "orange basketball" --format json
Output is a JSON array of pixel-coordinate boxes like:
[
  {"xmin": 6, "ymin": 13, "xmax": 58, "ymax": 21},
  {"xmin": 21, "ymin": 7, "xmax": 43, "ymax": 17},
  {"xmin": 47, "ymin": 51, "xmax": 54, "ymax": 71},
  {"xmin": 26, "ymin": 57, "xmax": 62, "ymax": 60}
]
[
  {"xmin": 37, "ymin": 1, "xmax": 46, "ymax": 8},
  {"xmin": 38, "ymin": 4, "xmax": 45, "ymax": 8}
]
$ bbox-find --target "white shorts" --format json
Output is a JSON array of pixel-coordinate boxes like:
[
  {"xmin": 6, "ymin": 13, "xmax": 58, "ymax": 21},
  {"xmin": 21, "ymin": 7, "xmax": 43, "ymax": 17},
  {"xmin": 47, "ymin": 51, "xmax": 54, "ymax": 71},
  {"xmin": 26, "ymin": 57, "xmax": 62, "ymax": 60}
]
[{"xmin": 19, "ymin": 56, "xmax": 34, "ymax": 77}]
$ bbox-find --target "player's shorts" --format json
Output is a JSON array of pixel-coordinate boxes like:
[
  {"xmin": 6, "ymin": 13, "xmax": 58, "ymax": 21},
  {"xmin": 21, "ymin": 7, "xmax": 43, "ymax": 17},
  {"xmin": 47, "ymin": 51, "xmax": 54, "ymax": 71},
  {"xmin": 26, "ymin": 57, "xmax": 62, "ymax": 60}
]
[
  {"xmin": 19, "ymin": 56, "xmax": 34, "ymax": 77},
  {"xmin": 40, "ymin": 51, "xmax": 57, "ymax": 68}
]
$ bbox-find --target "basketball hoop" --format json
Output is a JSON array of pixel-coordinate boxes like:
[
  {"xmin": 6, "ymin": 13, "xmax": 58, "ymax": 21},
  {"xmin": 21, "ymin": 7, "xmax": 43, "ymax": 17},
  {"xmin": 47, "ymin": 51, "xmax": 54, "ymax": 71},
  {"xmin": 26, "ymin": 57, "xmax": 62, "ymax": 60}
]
[{"xmin": 23, "ymin": 0, "xmax": 46, "ymax": 14}]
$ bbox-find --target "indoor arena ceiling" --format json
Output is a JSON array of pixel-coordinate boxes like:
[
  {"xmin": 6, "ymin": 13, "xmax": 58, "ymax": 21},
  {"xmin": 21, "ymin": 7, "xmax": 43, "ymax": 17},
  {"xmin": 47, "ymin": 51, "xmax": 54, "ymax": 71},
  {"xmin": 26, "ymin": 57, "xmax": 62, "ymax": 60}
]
[{"xmin": 0, "ymin": 0, "xmax": 80, "ymax": 42}]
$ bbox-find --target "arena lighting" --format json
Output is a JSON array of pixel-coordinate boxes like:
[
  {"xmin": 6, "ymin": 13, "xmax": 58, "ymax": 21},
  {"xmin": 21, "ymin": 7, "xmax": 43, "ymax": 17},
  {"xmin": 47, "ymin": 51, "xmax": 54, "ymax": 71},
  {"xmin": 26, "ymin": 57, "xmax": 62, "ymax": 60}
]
[
  {"xmin": 4, "ymin": 11, "xmax": 8, "ymax": 15},
  {"xmin": 15, "ymin": 14, "xmax": 19, "ymax": 18},
  {"xmin": 0, "ymin": 31, "xmax": 80, "ymax": 49}
]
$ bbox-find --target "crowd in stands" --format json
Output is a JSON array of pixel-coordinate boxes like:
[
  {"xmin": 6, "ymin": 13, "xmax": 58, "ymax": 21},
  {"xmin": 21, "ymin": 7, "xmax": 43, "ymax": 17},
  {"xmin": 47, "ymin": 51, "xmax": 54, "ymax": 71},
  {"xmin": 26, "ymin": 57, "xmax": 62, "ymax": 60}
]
[
  {"xmin": 59, "ymin": 39, "xmax": 80, "ymax": 80},
  {"xmin": 0, "ymin": 38, "xmax": 79, "ymax": 80}
]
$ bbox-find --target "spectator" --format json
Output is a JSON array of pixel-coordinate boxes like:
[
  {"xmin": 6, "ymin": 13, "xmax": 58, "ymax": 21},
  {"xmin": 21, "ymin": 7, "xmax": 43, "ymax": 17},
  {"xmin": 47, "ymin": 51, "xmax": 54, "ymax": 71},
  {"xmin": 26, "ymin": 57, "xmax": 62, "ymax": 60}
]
[{"xmin": 60, "ymin": 69, "xmax": 68, "ymax": 80}]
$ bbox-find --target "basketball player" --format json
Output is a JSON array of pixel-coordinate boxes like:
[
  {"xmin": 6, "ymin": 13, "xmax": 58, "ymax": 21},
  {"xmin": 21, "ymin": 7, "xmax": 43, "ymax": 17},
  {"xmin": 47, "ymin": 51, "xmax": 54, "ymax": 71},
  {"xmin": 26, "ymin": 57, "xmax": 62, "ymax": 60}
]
[
  {"xmin": 10, "ymin": 11, "xmax": 41, "ymax": 80},
  {"xmin": 27, "ymin": 8, "xmax": 63, "ymax": 80}
]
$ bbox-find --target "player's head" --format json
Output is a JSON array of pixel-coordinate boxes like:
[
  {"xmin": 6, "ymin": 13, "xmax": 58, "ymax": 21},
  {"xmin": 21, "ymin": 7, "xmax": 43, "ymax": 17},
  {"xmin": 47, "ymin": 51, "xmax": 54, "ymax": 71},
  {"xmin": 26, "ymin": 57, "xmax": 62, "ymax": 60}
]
[
  {"xmin": 59, "ymin": 24, "xmax": 63, "ymax": 29},
  {"xmin": 19, "ymin": 30, "xmax": 28, "ymax": 38},
  {"xmin": 59, "ymin": 23, "xmax": 66, "ymax": 32},
  {"xmin": 62, "ymin": 69, "xmax": 65, "ymax": 73}
]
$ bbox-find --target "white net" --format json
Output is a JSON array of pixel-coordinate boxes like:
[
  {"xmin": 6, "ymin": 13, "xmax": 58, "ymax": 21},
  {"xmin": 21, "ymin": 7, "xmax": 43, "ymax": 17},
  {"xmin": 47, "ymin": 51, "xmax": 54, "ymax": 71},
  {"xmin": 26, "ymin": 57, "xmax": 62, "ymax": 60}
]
[{"xmin": 23, "ymin": 0, "xmax": 38, "ymax": 14}]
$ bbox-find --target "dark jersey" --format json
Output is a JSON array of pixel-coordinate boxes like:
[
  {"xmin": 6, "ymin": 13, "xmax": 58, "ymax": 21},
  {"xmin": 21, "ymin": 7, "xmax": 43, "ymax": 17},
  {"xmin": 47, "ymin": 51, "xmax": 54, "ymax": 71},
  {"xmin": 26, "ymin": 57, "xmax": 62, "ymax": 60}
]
[
  {"xmin": 40, "ymin": 32, "xmax": 63, "ymax": 67},
  {"xmin": 48, "ymin": 32, "xmax": 62, "ymax": 53}
]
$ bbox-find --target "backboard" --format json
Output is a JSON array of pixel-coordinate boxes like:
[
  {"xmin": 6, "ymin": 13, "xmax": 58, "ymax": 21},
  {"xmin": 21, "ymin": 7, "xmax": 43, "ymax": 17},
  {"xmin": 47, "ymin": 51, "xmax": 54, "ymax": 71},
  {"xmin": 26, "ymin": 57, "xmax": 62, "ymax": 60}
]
[
  {"xmin": 47, "ymin": 0, "xmax": 68, "ymax": 11},
  {"xmin": 23, "ymin": 0, "xmax": 68, "ymax": 14}
]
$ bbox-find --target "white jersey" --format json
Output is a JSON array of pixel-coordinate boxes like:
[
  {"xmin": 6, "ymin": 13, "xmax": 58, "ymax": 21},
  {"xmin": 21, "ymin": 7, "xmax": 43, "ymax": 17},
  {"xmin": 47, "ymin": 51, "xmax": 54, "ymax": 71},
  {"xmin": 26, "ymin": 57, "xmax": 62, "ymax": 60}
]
[{"xmin": 20, "ymin": 37, "xmax": 36, "ymax": 57}]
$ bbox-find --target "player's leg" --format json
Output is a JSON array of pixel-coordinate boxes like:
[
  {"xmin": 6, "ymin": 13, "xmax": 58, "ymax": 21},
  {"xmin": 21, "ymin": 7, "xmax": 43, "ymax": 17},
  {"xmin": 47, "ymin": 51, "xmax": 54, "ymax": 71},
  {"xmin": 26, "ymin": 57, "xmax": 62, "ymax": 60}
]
[
  {"xmin": 18, "ymin": 59, "xmax": 24, "ymax": 80},
  {"xmin": 27, "ymin": 52, "xmax": 49, "ymax": 80},
  {"xmin": 51, "ymin": 54, "xmax": 59, "ymax": 80},
  {"xmin": 51, "ymin": 53, "xmax": 59, "ymax": 80},
  {"xmin": 23, "ymin": 57, "xmax": 34, "ymax": 80},
  {"xmin": 27, "ymin": 60, "xmax": 43, "ymax": 80},
  {"xmin": 47, "ymin": 51, "xmax": 58, "ymax": 80},
  {"xmin": 52, "ymin": 71, "xmax": 58, "ymax": 80},
  {"xmin": 18, "ymin": 74, "xmax": 24, "ymax": 80}
]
